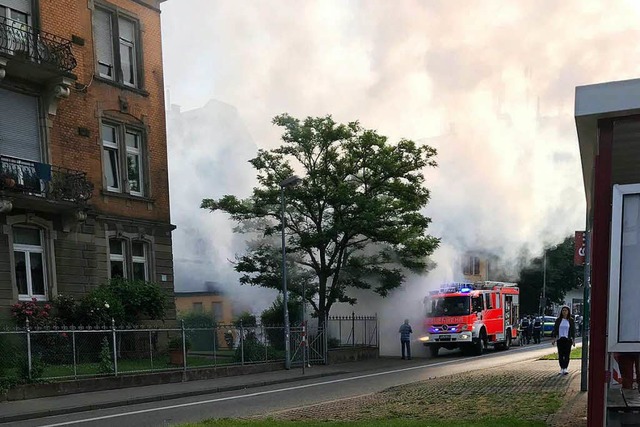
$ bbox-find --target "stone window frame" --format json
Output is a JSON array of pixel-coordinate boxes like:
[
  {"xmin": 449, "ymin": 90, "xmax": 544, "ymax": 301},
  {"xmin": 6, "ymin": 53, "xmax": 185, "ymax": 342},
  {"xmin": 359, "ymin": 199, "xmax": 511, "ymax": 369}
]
[
  {"xmin": 105, "ymin": 229, "xmax": 155, "ymax": 282},
  {"xmin": 91, "ymin": 0, "xmax": 145, "ymax": 91},
  {"xmin": 462, "ymin": 256, "xmax": 481, "ymax": 276},
  {"xmin": 100, "ymin": 119, "xmax": 149, "ymax": 198},
  {"xmin": 3, "ymin": 214, "xmax": 58, "ymax": 302}
]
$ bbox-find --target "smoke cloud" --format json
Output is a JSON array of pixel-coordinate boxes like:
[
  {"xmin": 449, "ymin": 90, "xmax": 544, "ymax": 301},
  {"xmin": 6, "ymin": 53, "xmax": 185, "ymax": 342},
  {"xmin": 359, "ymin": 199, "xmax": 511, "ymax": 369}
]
[{"xmin": 160, "ymin": 0, "xmax": 640, "ymax": 352}]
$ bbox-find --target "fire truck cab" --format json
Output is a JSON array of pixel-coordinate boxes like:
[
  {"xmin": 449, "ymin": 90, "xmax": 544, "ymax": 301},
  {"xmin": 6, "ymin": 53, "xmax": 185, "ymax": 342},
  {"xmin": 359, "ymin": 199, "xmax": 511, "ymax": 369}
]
[{"xmin": 420, "ymin": 281, "xmax": 520, "ymax": 357}]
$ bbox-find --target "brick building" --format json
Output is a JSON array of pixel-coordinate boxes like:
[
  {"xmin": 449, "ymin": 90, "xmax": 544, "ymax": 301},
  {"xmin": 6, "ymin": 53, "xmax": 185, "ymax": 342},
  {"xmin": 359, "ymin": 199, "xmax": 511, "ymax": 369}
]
[{"xmin": 0, "ymin": 0, "xmax": 175, "ymax": 320}]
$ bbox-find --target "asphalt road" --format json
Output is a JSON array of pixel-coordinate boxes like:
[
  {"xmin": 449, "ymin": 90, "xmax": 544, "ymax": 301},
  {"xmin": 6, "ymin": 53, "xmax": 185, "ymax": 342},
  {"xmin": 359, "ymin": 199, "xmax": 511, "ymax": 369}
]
[{"xmin": 5, "ymin": 340, "xmax": 570, "ymax": 427}]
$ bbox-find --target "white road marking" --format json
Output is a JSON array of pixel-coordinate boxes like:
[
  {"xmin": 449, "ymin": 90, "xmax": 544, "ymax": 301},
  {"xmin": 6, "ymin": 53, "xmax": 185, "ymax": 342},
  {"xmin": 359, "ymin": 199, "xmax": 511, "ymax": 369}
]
[
  {"xmin": 37, "ymin": 343, "xmax": 567, "ymax": 427},
  {"xmin": 36, "ymin": 358, "xmax": 470, "ymax": 427}
]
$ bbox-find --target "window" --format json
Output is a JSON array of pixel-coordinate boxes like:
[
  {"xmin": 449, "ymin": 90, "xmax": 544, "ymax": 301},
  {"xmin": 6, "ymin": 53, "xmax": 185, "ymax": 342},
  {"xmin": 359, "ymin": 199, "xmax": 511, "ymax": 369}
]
[
  {"xmin": 0, "ymin": 3, "xmax": 30, "ymax": 55},
  {"xmin": 101, "ymin": 123, "xmax": 145, "ymax": 196},
  {"xmin": 109, "ymin": 239, "xmax": 126, "ymax": 278},
  {"xmin": 484, "ymin": 293, "xmax": 493, "ymax": 310},
  {"xmin": 463, "ymin": 256, "xmax": 481, "ymax": 276},
  {"xmin": 192, "ymin": 302, "xmax": 203, "ymax": 313},
  {"xmin": 0, "ymin": 88, "xmax": 42, "ymax": 162},
  {"xmin": 126, "ymin": 131, "xmax": 143, "ymax": 196},
  {"xmin": 93, "ymin": 7, "xmax": 140, "ymax": 87},
  {"xmin": 13, "ymin": 226, "xmax": 47, "ymax": 300},
  {"xmin": 131, "ymin": 241, "xmax": 147, "ymax": 281},
  {"xmin": 108, "ymin": 239, "xmax": 149, "ymax": 281},
  {"xmin": 212, "ymin": 302, "xmax": 223, "ymax": 322}
]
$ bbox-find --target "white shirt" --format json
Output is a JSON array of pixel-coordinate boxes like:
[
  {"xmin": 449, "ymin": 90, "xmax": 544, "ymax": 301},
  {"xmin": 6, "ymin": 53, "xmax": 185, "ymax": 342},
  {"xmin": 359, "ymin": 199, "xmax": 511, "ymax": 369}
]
[{"xmin": 559, "ymin": 319, "xmax": 570, "ymax": 338}]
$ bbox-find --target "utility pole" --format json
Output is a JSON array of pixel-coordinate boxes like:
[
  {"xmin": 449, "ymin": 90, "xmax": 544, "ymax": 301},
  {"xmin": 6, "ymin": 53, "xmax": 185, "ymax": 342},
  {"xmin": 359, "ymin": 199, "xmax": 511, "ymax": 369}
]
[
  {"xmin": 280, "ymin": 175, "xmax": 302, "ymax": 370},
  {"xmin": 542, "ymin": 251, "xmax": 547, "ymax": 316}
]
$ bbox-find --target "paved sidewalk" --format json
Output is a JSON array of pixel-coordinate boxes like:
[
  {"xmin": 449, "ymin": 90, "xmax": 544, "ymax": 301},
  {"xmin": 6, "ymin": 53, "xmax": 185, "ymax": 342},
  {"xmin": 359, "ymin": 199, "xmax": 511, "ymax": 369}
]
[
  {"xmin": 262, "ymin": 358, "xmax": 588, "ymax": 426},
  {"xmin": 0, "ymin": 355, "xmax": 588, "ymax": 425},
  {"xmin": 0, "ymin": 358, "xmax": 421, "ymax": 424}
]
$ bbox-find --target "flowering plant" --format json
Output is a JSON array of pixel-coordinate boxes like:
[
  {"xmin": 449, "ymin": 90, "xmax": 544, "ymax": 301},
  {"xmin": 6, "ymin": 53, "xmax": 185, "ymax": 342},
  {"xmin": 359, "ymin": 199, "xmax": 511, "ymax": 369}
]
[{"xmin": 10, "ymin": 298, "xmax": 53, "ymax": 327}]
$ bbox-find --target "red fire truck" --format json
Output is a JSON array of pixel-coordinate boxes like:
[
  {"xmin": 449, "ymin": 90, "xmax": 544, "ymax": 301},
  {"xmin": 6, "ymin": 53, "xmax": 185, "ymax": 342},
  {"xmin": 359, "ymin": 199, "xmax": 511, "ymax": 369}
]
[{"xmin": 420, "ymin": 281, "xmax": 520, "ymax": 357}]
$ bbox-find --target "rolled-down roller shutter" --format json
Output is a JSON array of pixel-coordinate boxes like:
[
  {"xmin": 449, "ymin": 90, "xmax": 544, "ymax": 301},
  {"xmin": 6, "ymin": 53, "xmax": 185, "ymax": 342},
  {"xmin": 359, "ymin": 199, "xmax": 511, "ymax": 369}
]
[
  {"xmin": 2, "ymin": 0, "xmax": 31, "ymax": 15},
  {"xmin": 0, "ymin": 88, "xmax": 41, "ymax": 161}
]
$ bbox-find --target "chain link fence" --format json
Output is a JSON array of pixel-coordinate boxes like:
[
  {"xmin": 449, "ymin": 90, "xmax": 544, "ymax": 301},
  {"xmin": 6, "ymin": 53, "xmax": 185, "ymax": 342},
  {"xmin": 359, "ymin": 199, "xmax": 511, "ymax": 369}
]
[
  {"xmin": 0, "ymin": 319, "xmax": 326, "ymax": 383},
  {"xmin": 1, "ymin": 314, "xmax": 376, "ymax": 383}
]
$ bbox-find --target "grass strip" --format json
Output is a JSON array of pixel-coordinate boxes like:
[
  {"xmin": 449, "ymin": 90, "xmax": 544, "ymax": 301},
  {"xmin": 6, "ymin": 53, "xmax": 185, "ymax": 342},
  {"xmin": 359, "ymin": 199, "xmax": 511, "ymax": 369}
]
[
  {"xmin": 179, "ymin": 418, "xmax": 546, "ymax": 427},
  {"xmin": 539, "ymin": 347, "xmax": 582, "ymax": 360}
]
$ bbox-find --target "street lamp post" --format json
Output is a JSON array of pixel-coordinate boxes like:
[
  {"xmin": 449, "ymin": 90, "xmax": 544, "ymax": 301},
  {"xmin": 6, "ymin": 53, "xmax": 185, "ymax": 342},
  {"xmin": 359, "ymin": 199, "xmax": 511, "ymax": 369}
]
[{"xmin": 280, "ymin": 175, "xmax": 302, "ymax": 370}]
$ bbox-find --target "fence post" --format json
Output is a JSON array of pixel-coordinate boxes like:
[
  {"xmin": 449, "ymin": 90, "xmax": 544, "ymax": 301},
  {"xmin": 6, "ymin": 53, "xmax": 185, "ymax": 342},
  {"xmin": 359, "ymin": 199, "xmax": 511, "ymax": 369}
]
[
  {"xmin": 26, "ymin": 318, "xmax": 32, "ymax": 380},
  {"xmin": 324, "ymin": 313, "xmax": 328, "ymax": 364},
  {"xmin": 263, "ymin": 324, "xmax": 267, "ymax": 363},
  {"xmin": 149, "ymin": 330, "xmax": 154, "ymax": 371},
  {"xmin": 181, "ymin": 319, "xmax": 187, "ymax": 374},
  {"xmin": 352, "ymin": 312, "xmax": 355, "ymax": 347},
  {"xmin": 375, "ymin": 313, "xmax": 379, "ymax": 348},
  {"xmin": 240, "ymin": 320, "xmax": 244, "ymax": 365},
  {"xmin": 302, "ymin": 320, "xmax": 306, "ymax": 374},
  {"xmin": 72, "ymin": 330, "xmax": 77, "ymax": 380},
  {"xmin": 111, "ymin": 318, "xmax": 118, "ymax": 376},
  {"xmin": 364, "ymin": 317, "xmax": 367, "ymax": 346},
  {"xmin": 213, "ymin": 324, "xmax": 217, "ymax": 367}
]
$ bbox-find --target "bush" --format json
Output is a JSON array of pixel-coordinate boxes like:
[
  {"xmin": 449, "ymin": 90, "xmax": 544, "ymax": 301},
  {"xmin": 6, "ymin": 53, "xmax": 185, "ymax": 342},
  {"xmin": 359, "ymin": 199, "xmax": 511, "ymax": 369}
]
[
  {"xmin": 10, "ymin": 299, "xmax": 54, "ymax": 328},
  {"xmin": 180, "ymin": 311, "xmax": 217, "ymax": 351},
  {"xmin": 233, "ymin": 311, "xmax": 257, "ymax": 327},
  {"xmin": 260, "ymin": 296, "xmax": 302, "ymax": 351},
  {"xmin": 78, "ymin": 278, "xmax": 168, "ymax": 325},
  {"xmin": 52, "ymin": 294, "xmax": 80, "ymax": 325},
  {"xmin": 97, "ymin": 337, "xmax": 113, "ymax": 374},
  {"xmin": 167, "ymin": 336, "xmax": 191, "ymax": 351},
  {"xmin": 233, "ymin": 333, "xmax": 281, "ymax": 363},
  {"xmin": 18, "ymin": 355, "xmax": 45, "ymax": 382}
]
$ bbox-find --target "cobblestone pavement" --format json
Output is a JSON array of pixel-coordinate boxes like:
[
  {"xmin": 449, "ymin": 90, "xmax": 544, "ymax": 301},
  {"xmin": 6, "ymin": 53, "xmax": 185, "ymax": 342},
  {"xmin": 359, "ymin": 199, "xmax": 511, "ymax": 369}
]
[{"xmin": 258, "ymin": 359, "xmax": 587, "ymax": 426}]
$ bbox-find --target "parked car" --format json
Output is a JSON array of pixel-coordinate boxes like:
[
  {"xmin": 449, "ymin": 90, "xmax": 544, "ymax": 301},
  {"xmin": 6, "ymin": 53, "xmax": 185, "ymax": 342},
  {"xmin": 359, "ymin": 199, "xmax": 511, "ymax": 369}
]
[{"xmin": 541, "ymin": 316, "xmax": 555, "ymax": 336}]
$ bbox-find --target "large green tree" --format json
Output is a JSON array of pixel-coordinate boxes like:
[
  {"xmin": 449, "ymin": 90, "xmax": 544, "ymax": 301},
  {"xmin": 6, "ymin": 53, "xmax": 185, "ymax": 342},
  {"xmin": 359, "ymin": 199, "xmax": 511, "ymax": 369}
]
[
  {"xmin": 518, "ymin": 235, "xmax": 584, "ymax": 315},
  {"xmin": 201, "ymin": 114, "xmax": 440, "ymax": 322}
]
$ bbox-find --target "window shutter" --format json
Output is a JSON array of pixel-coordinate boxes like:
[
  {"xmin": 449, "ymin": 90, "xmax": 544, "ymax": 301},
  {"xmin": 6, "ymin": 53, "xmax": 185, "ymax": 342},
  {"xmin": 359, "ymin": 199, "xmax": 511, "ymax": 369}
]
[
  {"xmin": 93, "ymin": 9, "xmax": 113, "ymax": 71},
  {"xmin": 3, "ymin": 0, "xmax": 31, "ymax": 14},
  {"xmin": 0, "ymin": 88, "xmax": 41, "ymax": 161}
]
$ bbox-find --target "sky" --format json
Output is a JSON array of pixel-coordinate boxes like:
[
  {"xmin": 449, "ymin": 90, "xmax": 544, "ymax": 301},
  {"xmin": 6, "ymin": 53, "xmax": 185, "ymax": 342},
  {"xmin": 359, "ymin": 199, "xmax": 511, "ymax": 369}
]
[{"xmin": 160, "ymin": 0, "xmax": 640, "ymax": 349}]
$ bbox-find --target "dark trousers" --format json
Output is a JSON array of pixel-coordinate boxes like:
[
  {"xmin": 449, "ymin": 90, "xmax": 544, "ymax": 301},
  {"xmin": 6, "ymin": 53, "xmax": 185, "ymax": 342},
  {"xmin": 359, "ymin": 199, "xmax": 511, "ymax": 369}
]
[
  {"xmin": 557, "ymin": 337, "xmax": 572, "ymax": 369},
  {"xmin": 401, "ymin": 340, "xmax": 411, "ymax": 359},
  {"xmin": 532, "ymin": 330, "xmax": 541, "ymax": 344}
]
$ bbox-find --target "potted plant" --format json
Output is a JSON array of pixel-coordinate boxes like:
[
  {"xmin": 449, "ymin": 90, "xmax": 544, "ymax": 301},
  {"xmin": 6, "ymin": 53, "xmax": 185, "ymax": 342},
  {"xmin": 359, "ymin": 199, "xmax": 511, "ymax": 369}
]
[
  {"xmin": 168, "ymin": 336, "xmax": 190, "ymax": 366},
  {"xmin": 0, "ymin": 169, "xmax": 17, "ymax": 189}
]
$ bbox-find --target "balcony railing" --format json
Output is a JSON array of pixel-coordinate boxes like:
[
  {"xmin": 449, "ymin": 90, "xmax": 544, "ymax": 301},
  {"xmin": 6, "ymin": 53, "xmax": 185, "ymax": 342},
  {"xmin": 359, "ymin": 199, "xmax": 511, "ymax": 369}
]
[
  {"xmin": 0, "ymin": 156, "xmax": 93, "ymax": 204},
  {"xmin": 0, "ymin": 17, "xmax": 77, "ymax": 72}
]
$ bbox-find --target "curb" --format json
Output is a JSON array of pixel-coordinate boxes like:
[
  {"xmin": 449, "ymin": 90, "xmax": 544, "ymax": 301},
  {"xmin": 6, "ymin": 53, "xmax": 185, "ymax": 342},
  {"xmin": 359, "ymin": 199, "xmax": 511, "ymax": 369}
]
[{"xmin": 0, "ymin": 370, "xmax": 349, "ymax": 424}]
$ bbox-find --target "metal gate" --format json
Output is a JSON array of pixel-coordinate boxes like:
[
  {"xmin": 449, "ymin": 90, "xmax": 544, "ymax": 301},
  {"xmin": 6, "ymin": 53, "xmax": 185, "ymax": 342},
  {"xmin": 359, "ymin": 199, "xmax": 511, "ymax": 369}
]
[{"xmin": 290, "ymin": 321, "xmax": 326, "ymax": 365}]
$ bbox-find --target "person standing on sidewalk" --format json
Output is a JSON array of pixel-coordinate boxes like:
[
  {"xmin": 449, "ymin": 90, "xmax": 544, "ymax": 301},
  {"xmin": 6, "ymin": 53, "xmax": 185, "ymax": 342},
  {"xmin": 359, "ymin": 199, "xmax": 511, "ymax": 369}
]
[
  {"xmin": 552, "ymin": 306, "xmax": 576, "ymax": 375},
  {"xmin": 399, "ymin": 319, "xmax": 413, "ymax": 360}
]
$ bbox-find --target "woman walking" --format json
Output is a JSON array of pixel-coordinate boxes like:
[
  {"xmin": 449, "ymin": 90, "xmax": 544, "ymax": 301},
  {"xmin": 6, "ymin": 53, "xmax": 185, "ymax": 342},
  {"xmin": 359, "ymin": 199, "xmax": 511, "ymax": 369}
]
[{"xmin": 552, "ymin": 306, "xmax": 576, "ymax": 375}]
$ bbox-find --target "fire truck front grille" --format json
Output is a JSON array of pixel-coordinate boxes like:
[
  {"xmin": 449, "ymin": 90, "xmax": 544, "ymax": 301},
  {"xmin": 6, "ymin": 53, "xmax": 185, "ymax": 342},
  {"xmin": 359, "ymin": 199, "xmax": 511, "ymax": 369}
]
[{"xmin": 431, "ymin": 324, "xmax": 459, "ymax": 332}]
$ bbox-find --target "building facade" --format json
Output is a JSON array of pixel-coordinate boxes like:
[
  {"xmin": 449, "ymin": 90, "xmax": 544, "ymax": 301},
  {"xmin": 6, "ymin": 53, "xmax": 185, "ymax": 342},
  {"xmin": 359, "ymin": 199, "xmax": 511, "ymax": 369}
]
[
  {"xmin": 460, "ymin": 253, "xmax": 487, "ymax": 282},
  {"xmin": 0, "ymin": 0, "xmax": 174, "ymax": 320},
  {"xmin": 175, "ymin": 291, "xmax": 233, "ymax": 325}
]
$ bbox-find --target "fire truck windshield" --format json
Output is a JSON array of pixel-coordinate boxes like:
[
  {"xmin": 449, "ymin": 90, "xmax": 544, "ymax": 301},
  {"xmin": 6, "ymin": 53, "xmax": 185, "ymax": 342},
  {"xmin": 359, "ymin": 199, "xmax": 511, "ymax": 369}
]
[{"xmin": 427, "ymin": 295, "xmax": 471, "ymax": 316}]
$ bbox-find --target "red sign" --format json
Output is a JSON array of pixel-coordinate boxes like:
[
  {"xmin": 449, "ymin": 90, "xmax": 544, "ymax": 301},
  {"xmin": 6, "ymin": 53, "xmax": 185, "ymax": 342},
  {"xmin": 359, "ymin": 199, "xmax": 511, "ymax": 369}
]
[{"xmin": 574, "ymin": 231, "xmax": 586, "ymax": 266}]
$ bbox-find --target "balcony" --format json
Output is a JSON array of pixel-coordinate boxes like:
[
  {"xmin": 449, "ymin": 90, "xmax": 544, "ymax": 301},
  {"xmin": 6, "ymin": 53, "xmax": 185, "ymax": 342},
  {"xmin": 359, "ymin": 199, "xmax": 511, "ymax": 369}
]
[
  {"xmin": 0, "ymin": 156, "xmax": 93, "ymax": 206},
  {"xmin": 0, "ymin": 16, "xmax": 77, "ymax": 80}
]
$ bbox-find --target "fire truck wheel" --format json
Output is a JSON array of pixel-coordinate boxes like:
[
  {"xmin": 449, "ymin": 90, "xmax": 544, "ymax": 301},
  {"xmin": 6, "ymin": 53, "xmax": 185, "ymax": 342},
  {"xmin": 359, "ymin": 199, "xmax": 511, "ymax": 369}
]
[
  {"xmin": 472, "ymin": 330, "xmax": 487, "ymax": 355},
  {"xmin": 429, "ymin": 345, "xmax": 439, "ymax": 358}
]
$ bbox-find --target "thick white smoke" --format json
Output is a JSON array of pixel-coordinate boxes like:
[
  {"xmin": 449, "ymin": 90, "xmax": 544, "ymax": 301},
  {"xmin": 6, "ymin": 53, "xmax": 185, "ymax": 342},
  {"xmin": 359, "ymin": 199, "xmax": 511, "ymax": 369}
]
[{"xmin": 160, "ymin": 0, "xmax": 640, "ymax": 349}]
